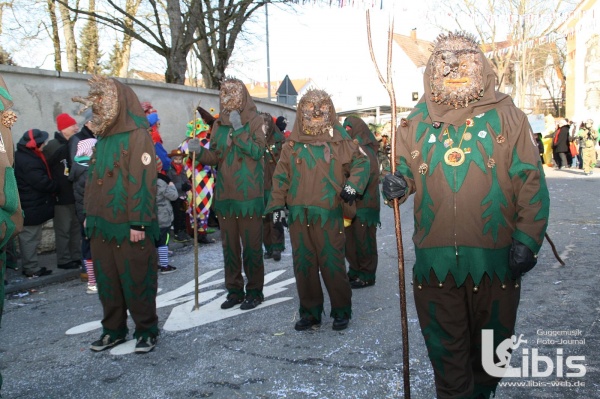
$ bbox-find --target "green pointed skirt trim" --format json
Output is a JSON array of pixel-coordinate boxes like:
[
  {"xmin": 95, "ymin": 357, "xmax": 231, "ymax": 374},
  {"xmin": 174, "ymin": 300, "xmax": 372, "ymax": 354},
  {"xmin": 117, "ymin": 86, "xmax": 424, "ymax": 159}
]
[
  {"xmin": 288, "ymin": 205, "xmax": 343, "ymax": 230},
  {"xmin": 414, "ymin": 245, "xmax": 511, "ymax": 287},
  {"xmin": 86, "ymin": 216, "xmax": 159, "ymax": 244},
  {"xmin": 214, "ymin": 197, "xmax": 264, "ymax": 218},
  {"xmin": 355, "ymin": 207, "xmax": 380, "ymax": 227}
]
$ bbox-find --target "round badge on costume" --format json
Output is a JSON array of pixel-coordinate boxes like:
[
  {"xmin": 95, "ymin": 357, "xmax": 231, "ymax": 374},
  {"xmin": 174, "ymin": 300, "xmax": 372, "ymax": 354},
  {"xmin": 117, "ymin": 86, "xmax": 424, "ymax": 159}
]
[
  {"xmin": 444, "ymin": 148, "xmax": 465, "ymax": 166},
  {"xmin": 141, "ymin": 152, "xmax": 152, "ymax": 165}
]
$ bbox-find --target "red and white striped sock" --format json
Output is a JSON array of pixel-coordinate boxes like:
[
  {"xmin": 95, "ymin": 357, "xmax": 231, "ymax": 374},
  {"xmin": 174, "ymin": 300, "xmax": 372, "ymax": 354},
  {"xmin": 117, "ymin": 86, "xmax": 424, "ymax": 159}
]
[{"xmin": 85, "ymin": 260, "xmax": 96, "ymax": 285}]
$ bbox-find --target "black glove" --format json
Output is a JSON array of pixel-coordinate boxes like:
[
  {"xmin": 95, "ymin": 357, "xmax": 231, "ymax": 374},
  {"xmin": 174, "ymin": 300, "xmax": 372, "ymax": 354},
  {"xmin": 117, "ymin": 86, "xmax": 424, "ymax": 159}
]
[
  {"xmin": 230, "ymin": 110, "xmax": 243, "ymax": 130},
  {"xmin": 187, "ymin": 138, "xmax": 203, "ymax": 154},
  {"xmin": 340, "ymin": 184, "xmax": 357, "ymax": 206},
  {"xmin": 508, "ymin": 239, "xmax": 537, "ymax": 280},
  {"xmin": 382, "ymin": 170, "xmax": 408, "ymax": 202},
  {"xmin": 272, "ymin": 209, "xmax": 287, "ymax": 228},
  {"xmin": 181, "ymin": 182, "xmax": 192, "ymax": 192}
]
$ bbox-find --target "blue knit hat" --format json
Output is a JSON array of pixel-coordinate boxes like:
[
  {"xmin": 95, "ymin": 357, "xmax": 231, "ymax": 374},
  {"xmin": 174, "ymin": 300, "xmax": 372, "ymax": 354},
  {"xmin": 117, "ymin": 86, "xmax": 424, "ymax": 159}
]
[{"xmin": 147, "ymin": 113, "xmax": 160, "ymax": 127}]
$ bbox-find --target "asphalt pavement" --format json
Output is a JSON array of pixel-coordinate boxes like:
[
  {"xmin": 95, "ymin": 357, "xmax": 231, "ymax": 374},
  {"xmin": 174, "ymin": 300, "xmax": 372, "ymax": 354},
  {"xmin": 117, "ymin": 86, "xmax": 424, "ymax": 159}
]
[{"xmin": 1, "ymin": 165, "xmax": 598, "ymax": 399}]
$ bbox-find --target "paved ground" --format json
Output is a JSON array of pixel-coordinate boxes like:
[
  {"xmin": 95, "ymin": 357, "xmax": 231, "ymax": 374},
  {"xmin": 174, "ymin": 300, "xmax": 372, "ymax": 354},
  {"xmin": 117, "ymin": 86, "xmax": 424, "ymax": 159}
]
[{"xmin": 1, "ymin": 165, "xmax": 598, "ymax": 398}]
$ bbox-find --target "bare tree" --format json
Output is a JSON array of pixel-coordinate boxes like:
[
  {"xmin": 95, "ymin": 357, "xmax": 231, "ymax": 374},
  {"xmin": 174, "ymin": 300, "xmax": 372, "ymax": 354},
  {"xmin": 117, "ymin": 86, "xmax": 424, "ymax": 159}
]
[
  {"xmin": 47, "ymin": 0, "xmax": 62, "ymax": 71},
  {"xmin": 57, "ymin": 0, "xmax": 292, "ymax": 87},
  {"xmin": 57, "ymin": 0, "xmax": 78, "ymax": 72},
  {"xmin": 79, "ymin": 0, "xmax": 100, "ymax": 73},
  {"xmin": 428, "ymin": 0, "xmax": 574, "ymax": 111}
]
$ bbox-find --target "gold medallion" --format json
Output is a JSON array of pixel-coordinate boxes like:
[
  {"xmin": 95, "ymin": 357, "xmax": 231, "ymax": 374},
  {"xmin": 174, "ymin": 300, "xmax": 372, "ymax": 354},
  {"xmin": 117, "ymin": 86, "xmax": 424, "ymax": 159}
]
[
  {"xmin": 463, "ymin": 132, "xmax": 472, "ymax": 141},
  {"xmin": 444, "ymin": 147, "xmax": 465, "ymax": 166}
]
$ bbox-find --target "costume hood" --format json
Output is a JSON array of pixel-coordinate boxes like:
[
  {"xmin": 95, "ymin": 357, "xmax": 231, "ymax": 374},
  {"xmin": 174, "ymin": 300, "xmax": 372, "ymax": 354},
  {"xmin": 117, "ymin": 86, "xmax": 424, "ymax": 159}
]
[{"xmin": 343, "ymin": 116, "xmax": 378, "ymax": 152}]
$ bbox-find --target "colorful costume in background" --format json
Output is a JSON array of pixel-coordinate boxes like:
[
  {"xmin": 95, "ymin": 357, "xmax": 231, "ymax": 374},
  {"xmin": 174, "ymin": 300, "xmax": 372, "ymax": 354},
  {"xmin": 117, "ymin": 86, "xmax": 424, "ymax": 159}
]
[
  {"xmin": 76, "ymin": 77, "xmax": 160, "ymax": 345},
  {"xmin": 266, "ymin": 90, "xmax": 369, "ymax": 330},
  {"xmin": 342, "ymin": 116, "xmax": 380, "ymax": 287},
  {"xmin": 262, "ymin": 114, "xmax": 286, "ymax": 260},
  {"xmin": 578, "ymin": 119, "xmax": 598, "ymax": 175},
  {"xmin": 188, "ymin": 78, "xmax": 265, "ymax": 309},
  {"xmin": 383, "ymin": 32, "xmax": 549, "ymax": 398},
  {"xmin": 179, "ymin": 119, "xmax": 215, "ymax": 243},
  {"xmin": 0, "ymin": 75, "xmax": 24, "ymax": 391}
]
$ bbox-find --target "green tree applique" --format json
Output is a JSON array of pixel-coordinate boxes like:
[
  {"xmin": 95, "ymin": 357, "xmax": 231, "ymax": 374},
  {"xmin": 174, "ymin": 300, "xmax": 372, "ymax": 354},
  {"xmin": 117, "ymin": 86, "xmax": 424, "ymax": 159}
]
[
  {"xmin": 320, "ymin": 231, "xmax": 345, "ymax": 279},
  {"xmin": 294, "ymin": 232, "xmax": 313, "ymax": 278},
  {"xmin": 95, "ymin": 259, "xmax": 115, "ymax": 302},
  {"xmin": 120, "ymin": 260, "xmax": 136, "ymax": 302},
  {"xmin": 242, "ymin": 230, "xmax": 263, "ymax": 278},
  {"xmin": 234, "ymin": 161, "xmax": 257, "ymax": 199},
  {"xmin": 320, "ymin": 159, "xmax": 338, "ymax": 207},
  {"xmin": 107, "ymin": 172, "xmax": 127, "ymax": 218},
  {"xmin": 132, "ymin": 169, "xmax": 154, "ymax": 220},
  {"xmin": 222, "ymin": 230, "xmax": 237, "ymax": 275},
  {"xmin": 139, "ymin": 256, "xmax": 158, "ymax": 302},
  {"xmin": 481, "ymin": 168, "xmax": 508, "ymax": 242},
  {"xmin": 408, "ymin": 101, "xmax": 429, "ymax": 121},
  {"xmin": 421, "ymin": 302, "xmax": 453, "ymax": 376}
]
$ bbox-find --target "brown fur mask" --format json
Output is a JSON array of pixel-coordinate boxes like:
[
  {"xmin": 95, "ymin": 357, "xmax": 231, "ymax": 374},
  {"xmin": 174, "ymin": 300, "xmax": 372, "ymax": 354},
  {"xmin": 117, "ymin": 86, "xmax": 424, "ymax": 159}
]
[
  {"xmin": 429, "ymin": 31, "xmax": 484, "ymax": 109},
  {"xmin": 220, "ymin": 78, "xmax": 245, "ymax": 112},
  {"xmin": 298, "ymin": 89, "xmax": 335, "ymax": 136},
  {"xmin": 72, "ymin": 75, "xmax": 119, "ymax": 136}
]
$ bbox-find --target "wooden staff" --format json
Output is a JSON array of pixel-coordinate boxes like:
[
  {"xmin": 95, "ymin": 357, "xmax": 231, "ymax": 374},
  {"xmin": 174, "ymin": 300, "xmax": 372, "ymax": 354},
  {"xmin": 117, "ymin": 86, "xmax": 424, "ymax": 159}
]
[
  {"xmin": 192, "ymin": 103, "xmax": 201, "ymax": 311},
  {"xmin": 366, "ymin": 10, "xmax": 410, "ymax": 398}
]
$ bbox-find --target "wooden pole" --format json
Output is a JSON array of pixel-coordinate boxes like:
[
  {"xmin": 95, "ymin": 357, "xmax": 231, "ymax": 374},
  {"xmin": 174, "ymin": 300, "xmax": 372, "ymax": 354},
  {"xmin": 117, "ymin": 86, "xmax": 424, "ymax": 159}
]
[
  {"xmin": 192, "ymin": 104, "xmax": 201, "ymax": 311},
  {"xmin": 366, "ymin": 10, "xmax": 410, "ymax": 398}
]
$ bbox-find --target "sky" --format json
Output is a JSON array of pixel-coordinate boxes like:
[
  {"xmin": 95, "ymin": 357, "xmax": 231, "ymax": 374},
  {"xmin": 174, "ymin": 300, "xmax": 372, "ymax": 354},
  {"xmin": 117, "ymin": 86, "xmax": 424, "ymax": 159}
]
[{"xmin": 226, "ymin": 3, "xmax": 442, "ymax": 92}]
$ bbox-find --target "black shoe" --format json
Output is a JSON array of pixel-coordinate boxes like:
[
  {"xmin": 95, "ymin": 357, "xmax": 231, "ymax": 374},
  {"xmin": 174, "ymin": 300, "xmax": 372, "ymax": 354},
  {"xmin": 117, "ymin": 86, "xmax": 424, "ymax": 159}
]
[
  {"xmin": 23, "ymin": 267, "xmax": 53, "ymax": 278},
  {"xmin": 220, "ymin": 296, "xmax": 243, "ymax": 309},
  {"xmin": 134, "ymin": 336, "xmax": 157, "ymax": 354},
  {"xmin": 350, "ymin": 278, "xmax": 375, "ymax": 289},
  {"xmin": 240, "ymin": 297, "xmax": 262, "ymax": 310},
  {"xmin": 294, "ymin": 317, "xmax": 321, "ymax": 331},
  {"xmin": 197, "ymin": 234, "xmax": 215, "ymax": 244},
  {"xmin": 90, "ymin": 334, "xmax": 126, "ymax": 352},
  {"xmin": 272, "ymin": 250, "xmax": 281, "ymax": 261},
  {"xmin": 332, "ymin": 318, "xmax": 349, "ymax": 331},
  {"xmin": 264, "ymin": 251, "xmax": 273, "ymax": 259},
  {"xmin": 58, "ymin": 261, "xmax": 80, "ymax": 270}
]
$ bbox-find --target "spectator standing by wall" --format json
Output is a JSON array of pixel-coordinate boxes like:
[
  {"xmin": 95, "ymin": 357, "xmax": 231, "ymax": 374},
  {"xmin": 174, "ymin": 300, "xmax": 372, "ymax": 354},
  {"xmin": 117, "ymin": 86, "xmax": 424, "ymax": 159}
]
[
  {"xmin": 43, "ymin": 113, "xmax": 82, "ymax": 270},
  {"xmin": 15, "ymin": 129, "xmax": 57, "ymax": 277}
]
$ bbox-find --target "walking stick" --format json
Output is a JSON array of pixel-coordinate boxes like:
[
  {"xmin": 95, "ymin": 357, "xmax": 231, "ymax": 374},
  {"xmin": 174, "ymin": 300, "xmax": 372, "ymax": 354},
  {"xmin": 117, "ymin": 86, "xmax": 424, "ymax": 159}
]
[
  {"xmin": 191, "ymin": 103, "xmax": 201, "ymax": 311},
  {"xmin": 366, "ymin": 11, "xmax": 410, "ymax": 398}
]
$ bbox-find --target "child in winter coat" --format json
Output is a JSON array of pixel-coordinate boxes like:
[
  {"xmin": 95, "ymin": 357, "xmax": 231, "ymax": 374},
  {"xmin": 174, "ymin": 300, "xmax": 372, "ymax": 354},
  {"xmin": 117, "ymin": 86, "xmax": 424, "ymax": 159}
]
[
  {"xmin": 69, "ymin": 138, "xmax": 98, "ymax": 293},
  {"xmin": 155, "ymin": 157, "xmax": 179, "ymax": 274},
  {"xmin": 166, "ymin": 149, "xmax": 192, "ymax": 242}
]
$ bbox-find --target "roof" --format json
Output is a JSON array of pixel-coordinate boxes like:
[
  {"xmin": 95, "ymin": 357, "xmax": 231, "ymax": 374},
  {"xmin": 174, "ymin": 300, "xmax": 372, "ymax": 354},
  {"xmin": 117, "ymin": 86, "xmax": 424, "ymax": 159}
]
[
  {"xmin": 246, "ymin": 78, "xmax": 312, "ymax": 98},
  {"xmin": 129, "ymin": 70, "xmax": 200, "ymax": 87},
  {"xmin": 392, "ymin": 31, "xmax": 434, "ymax": 68}
]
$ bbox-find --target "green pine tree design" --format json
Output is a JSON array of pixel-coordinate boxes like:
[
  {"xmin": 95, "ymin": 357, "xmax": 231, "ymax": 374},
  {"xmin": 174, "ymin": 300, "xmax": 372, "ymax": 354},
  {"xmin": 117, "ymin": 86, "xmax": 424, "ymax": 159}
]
[
  {"xmin": 139, "ymin": 256, "xmax": 158, "ymax": 302},
  {"xmin": 95, "ymin": 260, "xmax": 116, "ymax": 302},
  {"xmin": 294, "ymin": 232, "xmax": 314, "ymax": 278},
  {"xmin": 132, "ymin": 169, "xmax": 154, "ymax": 220},
  {"xmin": 320, "ymin": 231, "xmax": 345, "ymax": 279},
  {"xmin": 120, "ymin": 260, "xmax": 137, "ymax": 302},
  {"xmin": 242, "ymin": 229, "xmax": 263, "ymax": 278},
  {"xmin": 481, "ymin": 168, "xmax": 508, "ymax": 242},
  {"xmin": 320, "ymin": 160, "xmax": 338, "ymax": 207},
  {"xmin": 222, "ymin": 230, "xmax": 237, "ymax": 275},
  {"xmin": 127, "ymin": 110, "xmax": 149, "ymax": 129},
  {"xmin": 422, "ymin": 302, "xmax": 453, "ymax": 376},
  {"xmin": 107, "ymin": 172, "xmax": 127, "ymax": 218},
  {"xmin": 234, "ymin": 161, "xmax": 257, "ymax": 199}
]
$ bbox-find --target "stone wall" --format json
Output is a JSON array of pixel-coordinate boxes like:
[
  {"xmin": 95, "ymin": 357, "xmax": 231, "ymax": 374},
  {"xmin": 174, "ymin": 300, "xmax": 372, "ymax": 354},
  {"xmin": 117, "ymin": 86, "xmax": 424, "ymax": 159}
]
[{"xmin": 0, "ymin": 65, "xmax": 296, "ymax": 152}]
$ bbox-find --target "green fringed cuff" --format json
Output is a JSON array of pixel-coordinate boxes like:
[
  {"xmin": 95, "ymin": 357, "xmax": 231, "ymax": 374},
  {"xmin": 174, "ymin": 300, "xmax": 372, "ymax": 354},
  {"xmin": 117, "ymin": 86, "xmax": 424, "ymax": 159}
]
[
  {"xmin": 226, "ymin": 288, "xmax": 245, "ymax": 300},
  {"xmin": 245, "ymin": 288, "xmax": 264, "ymax": 300},
  {"xmin": 133, "ymin": 325, "xmax": 159, "ymax": 340},
  {"xmin": 348, "ymin": 269, "xmax": 376, "ymax": 284},
  {"xmin": 299, "ymin": 304, "xmax": 323, "ymax": 322},
  {"xmin": 330, "ymin": 306, "xmax": 352, "ymax": 320},
  {"xmin": 512, "ymin": 229, "xmax": 542, "ymax": 254},
  {"xmin": 101, "ymin": 326, "xmax": 129, "ymax": 340}
]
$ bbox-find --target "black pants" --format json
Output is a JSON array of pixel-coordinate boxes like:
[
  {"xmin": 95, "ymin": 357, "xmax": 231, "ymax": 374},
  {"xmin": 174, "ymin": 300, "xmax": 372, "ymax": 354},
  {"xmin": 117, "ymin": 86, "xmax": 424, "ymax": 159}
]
[{"xmin": 171, "ymin": 198, "xmax": 187, "ymax": 233}]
